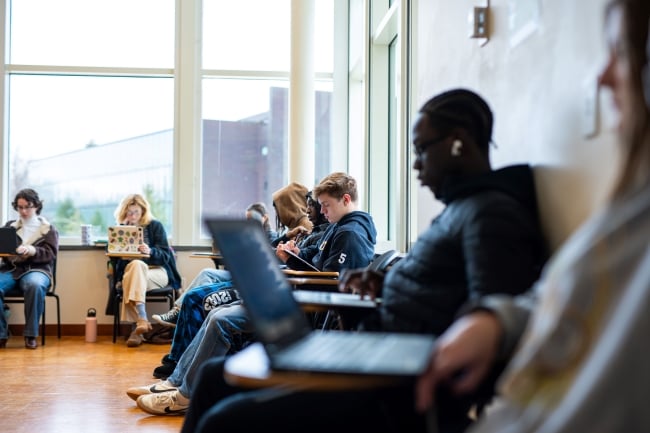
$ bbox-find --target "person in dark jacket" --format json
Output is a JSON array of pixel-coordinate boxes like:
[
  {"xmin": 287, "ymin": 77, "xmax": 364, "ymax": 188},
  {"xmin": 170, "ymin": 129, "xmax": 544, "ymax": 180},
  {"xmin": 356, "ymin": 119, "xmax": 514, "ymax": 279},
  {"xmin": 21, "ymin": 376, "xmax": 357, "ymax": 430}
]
[
  {"xmin": 176, "ymin": 88, "xmax": 548, "ymax": 433},
  {"xmin": 0, "ymin": 188, "xmax": 58, "ymax": 350},
  {"xmin": 296, "ymin": 190, "xmax": 329, "ymax": 249},
  {"xmin": 111, "ymin": 193, "xmax": 181, "ymax": 348}
]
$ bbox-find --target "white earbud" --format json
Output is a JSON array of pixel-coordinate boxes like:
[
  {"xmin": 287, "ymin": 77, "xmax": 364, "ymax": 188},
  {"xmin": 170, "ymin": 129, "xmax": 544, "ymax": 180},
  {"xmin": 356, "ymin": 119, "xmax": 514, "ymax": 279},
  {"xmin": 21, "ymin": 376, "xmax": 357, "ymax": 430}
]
[{"xmin": 451, "ymin": 140, "xmax": 463, "ymax": 156}]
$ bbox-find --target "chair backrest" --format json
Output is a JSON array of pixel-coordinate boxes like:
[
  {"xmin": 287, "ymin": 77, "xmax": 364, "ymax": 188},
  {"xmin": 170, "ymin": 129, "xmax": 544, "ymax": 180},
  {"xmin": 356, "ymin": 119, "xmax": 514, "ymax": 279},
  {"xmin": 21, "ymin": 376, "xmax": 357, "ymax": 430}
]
[{"xmin": 367, "ymin": 250, "xmax": 401, "ymax": 273}]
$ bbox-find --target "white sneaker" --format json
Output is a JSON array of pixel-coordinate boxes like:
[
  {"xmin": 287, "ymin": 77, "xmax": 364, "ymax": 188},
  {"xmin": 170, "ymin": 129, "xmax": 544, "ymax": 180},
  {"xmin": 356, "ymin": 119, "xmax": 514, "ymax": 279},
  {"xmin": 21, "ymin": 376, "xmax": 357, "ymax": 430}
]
[
  {"xmin": 136, "ymin": 390, "xmax": 189, "ymax": 415},
  {"xmin": 126, "ymin": 380, "xmax": 177, "ymax": 401}
]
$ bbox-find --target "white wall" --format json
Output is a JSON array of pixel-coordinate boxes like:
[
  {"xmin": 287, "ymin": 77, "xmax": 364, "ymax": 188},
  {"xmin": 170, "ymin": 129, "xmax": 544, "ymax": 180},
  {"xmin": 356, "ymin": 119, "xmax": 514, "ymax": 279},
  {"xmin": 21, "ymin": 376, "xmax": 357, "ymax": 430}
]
[{"xmin": 413, "ymin": 0, "xmax": 621, "ymax": 251}]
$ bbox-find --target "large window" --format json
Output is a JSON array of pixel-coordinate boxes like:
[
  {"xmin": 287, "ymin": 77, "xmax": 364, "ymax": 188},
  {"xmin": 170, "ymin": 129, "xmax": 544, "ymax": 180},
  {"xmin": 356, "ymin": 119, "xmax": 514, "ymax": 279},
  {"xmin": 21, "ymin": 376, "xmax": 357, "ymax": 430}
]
[
  {"xmin": 201, "ymin": 0, "xmax": 334, "ymax": 225},
  {"xmin": 2, "ymin": 0, "xmax": 336, "ymax": 243},
  {"xmin": 4, "ymin": 0, "xmax": 175, "ymax": 240},
  {"xmin": 358, "ymin": 0, "xmax": 411, "ymax": 252}
]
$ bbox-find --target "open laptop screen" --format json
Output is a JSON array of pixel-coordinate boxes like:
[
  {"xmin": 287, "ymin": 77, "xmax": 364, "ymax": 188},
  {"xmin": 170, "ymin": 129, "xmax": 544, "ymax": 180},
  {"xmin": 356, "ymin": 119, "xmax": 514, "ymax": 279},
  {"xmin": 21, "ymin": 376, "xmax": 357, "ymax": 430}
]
[
  {"xmin": 204, "ymin": 218, "xmax": 312, "ymax": 353},
  {"xmin": 0, "ymin": 227, "xmax": 19, "ymax": 254}
]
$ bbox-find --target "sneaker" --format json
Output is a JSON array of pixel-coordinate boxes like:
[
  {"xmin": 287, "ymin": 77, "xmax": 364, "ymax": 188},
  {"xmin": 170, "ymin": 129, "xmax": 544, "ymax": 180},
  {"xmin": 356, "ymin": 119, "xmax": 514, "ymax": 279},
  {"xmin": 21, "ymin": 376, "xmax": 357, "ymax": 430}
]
[
  {"xmin": 135, "ymin": 318, "xmax": 152, "ymax": 334},
  {"xmin": 136, "ymin": 390, "xmax": 189, "ymax": 415},
  {"xmin": 24, "ymin": 336, "xmax": 38, "ymax": 349},
  {"xmin": 126, "ymin": 331, "xmax": 144, "ymax": 348},
  {"xmin": 153, "ymin": 360, "xmax": 177, "ymax": 379},
  {"xmin": 152, "ymin": 307, "xmax": 180, "ymax": 328},
  {"xmin": 126, "ymin": 379, "xmax": 177, "ymax": 401}
]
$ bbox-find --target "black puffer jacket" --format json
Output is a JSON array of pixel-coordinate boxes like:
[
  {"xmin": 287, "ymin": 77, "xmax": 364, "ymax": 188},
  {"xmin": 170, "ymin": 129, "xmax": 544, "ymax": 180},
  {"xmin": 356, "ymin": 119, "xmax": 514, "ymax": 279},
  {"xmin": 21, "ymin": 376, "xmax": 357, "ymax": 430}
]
[{"xmin": 374, "ymin": 164, "xmax": 547, "ymax": 335}]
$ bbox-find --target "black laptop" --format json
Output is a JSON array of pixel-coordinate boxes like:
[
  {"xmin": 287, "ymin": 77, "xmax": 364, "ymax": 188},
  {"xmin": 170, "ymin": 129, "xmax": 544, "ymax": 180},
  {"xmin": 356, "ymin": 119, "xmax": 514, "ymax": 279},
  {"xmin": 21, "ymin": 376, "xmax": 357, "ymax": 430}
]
[
  {"xmin": 0, "ymin": 227, "xmax": 20, "ymax": 254},
  {"xmin": 205, "ymin": 217, "xmax": 436, "ymax": 376}
]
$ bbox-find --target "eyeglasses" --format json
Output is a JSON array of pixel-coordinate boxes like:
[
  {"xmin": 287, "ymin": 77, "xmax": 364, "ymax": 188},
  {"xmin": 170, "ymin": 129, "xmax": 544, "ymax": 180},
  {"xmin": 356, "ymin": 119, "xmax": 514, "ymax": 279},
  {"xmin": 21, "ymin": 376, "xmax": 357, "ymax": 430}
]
[
  {"xmin": 16, "ymin": 205, "xmax": 35, "ymax": 211},
  {"xmin": 126, "ymin": 210, "xmax": 142, "ymax": 216},
  {"xmin": 413, "ymin": 136, "xmax": 447, "ymax": 159}
]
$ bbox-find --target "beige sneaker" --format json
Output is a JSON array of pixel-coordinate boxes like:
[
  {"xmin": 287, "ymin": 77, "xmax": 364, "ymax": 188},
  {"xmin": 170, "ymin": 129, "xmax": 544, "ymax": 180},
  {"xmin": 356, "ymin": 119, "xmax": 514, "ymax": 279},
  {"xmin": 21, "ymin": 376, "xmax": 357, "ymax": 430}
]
[
  {"xmin": 126, "ymin": 330, "xmax": 144, "ymax": 347},
  {"xmin": 135, "ymin": 318, "xmax": 152, "ymax": 334},
  {"xmin": 137, "ymin": 390, "xmax": 189, "ymax": 415},
  {"xmin": 126, "ymin": 379, "xmax": 178, "ymax": 401}
]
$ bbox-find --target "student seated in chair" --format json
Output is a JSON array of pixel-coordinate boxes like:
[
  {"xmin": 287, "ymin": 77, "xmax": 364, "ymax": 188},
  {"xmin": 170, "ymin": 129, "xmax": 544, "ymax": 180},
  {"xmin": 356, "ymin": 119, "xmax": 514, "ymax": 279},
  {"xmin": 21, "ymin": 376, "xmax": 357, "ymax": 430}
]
[
  {"xmin": 0, "ymin": 188, "xmax": 58, "ymax": 350},
  {"xmin": 174, "ymin": 88, "xmax": 549, "ymax": 433},
  {"xmin": 111, "ymin": 193, "xmax": 181, "ymax": 348},
  {"xmin": 127, "ymin": 172, "xmax": 377, "ymax": 416}
]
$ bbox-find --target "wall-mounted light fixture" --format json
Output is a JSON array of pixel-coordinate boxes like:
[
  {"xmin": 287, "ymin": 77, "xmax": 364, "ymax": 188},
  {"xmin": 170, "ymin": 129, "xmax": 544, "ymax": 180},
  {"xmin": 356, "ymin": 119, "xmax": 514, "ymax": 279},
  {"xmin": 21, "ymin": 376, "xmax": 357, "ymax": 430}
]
[{"xmin": 468, "ymin": 2, "xmax": 490, "ymax": 46}]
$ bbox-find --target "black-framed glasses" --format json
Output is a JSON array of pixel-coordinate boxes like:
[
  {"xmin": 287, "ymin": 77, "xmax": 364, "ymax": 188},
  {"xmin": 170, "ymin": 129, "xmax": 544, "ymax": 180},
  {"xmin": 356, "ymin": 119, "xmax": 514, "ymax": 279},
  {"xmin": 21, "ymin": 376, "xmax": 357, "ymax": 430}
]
[
  {"xmin": 413, "ymin": 135, "xmax": 447, "ymax": 159},
  {"xmin": 16, "ymin": 205, "xmax": 35, "ymax": 211}
]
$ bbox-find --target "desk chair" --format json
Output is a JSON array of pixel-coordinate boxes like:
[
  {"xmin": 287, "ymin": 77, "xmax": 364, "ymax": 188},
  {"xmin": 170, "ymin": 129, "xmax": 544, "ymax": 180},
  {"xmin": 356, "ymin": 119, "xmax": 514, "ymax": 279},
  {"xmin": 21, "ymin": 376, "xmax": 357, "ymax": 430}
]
[
  {"xmin": 302, "ymin": 250, "xmax": 402, "ymax": 331},
  {"xmin": 4, "ymin": 256, "xmax": 61, "ymax": 346},
  {"xmin": 107, "ymin": 260, "xmax": 178, "ymax": 343}
]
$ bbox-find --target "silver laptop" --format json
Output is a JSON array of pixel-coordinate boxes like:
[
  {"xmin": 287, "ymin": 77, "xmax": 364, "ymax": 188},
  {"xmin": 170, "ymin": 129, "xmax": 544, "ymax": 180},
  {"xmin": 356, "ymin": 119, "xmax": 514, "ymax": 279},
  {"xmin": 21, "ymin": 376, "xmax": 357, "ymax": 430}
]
[
  {"xmin": 205, "ymin": 217, "xmax": 436, "ymax": 376},
  {"xmin": 0, "ymin": 227, "xmax": 20, "ymax": 254}
]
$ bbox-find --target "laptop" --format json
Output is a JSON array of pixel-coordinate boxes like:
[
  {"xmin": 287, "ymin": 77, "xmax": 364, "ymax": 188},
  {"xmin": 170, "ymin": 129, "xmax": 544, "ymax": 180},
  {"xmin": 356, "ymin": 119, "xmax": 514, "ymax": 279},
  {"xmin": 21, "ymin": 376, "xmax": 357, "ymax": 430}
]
[
  {"xmin": 205, "ymin": 217, "xmax": 436, "ymax": 376},
  {"xmin": 0, "ymin": 227, "xmax": 20, "ymax": 254},
  {"xmin": 107, "ymin": 225, "xmax": 144, "ymax": 254}
]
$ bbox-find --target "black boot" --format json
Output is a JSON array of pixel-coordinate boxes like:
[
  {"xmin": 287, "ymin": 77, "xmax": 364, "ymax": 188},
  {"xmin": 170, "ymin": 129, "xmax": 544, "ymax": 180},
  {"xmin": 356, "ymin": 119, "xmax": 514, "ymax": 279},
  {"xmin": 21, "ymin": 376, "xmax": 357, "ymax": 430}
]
[{"xmin": 153, "ymin": 354, "xmax": 177, "ymax": 379}]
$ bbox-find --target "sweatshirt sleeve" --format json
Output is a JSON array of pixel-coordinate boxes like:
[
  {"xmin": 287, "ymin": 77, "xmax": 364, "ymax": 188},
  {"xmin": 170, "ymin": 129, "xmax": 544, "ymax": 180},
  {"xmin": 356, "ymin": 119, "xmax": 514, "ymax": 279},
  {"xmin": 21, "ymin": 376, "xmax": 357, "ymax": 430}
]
[{"xmin": 459, "ymin": 290, "xmax": 536, "ymax": 361}]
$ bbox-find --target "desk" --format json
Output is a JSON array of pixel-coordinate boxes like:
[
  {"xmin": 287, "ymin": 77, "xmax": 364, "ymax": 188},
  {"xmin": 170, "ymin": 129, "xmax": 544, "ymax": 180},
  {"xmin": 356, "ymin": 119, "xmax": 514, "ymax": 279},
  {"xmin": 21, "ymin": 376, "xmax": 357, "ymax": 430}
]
[
  {"xmin": 294, "ymin": 289, "xmax": 378, "ymax": 330},
  {"xmin": 286, "ymin": 277, "xmax": 339, "ymax": 287},
  {"xmin": 189, "ymin": 252, "xmax": 222, "ymax": 260},
  {"xmin": 224, "ymin": 342, "xmax": 403, "ymax": 391},
  {"xmin": 282, "ymin": 269, "xmax": 339, "ymax": 279},
  {"xmin": 283, "ymin": 269, "xmax": 339, "ymax": 289},
  {"xmin": 106, "ymin": 252, "xmax": 150, "ymax": 259},
  {"xmin": 190, "ymin": 251, "xmax": 224, "ymax": 268},
  {"xmin": 293, "ymin": 290, "xmax": 379, "ymax": 312}
]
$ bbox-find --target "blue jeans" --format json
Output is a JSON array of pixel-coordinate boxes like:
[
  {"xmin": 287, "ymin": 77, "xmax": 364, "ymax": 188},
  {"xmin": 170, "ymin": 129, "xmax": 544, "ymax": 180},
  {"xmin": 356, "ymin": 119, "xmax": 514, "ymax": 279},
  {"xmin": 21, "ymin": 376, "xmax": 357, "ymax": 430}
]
[
  {"xmin": 174, "ymin": 269, "xmax": 232, "ymax": 308},
  {"xmin": 168, "ymin": 303, "xmax": 253, "ymax": 398},
  {"xmin": 168, "ymin": 281, "xmax": 241, "ymax": 362},
  {"xmin": 0, "ymin": 271, "xmax": 50, "ymax": 339}
]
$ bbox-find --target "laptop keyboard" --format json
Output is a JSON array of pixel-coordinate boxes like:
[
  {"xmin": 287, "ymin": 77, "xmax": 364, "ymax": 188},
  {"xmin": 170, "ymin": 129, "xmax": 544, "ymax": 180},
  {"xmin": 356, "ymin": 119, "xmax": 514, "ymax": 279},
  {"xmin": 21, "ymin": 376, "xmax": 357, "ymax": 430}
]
[{"xmin": 272, "ymin": 331, "xmax": 433, "ymax": 374}]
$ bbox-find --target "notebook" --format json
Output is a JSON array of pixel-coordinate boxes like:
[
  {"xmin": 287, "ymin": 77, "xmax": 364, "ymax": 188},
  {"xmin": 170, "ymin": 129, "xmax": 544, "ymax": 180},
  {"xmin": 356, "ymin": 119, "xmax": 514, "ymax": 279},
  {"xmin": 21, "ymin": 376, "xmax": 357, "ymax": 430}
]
[
  {"xmin": 0, "ymin": 227, "xmax": 20, "ymax": 254},
  {"xmin": 205, "ymin": 217, "xmax": 436, "ymax": 376},
  {"xmin": 107, "ymin": 225, "xmax": 144, "ymax": 254},
  {"xmin": 282, "ymin": 248, "xmax": 320, "ymax": 271}
]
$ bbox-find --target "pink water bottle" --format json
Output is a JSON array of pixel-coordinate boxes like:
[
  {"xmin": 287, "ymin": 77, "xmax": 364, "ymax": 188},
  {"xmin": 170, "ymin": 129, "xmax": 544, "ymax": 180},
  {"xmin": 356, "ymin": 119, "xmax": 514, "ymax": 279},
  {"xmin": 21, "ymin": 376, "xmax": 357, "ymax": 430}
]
[{"xmin": 85, "ymin": 308, "xmax": 97, "ymax": 343}]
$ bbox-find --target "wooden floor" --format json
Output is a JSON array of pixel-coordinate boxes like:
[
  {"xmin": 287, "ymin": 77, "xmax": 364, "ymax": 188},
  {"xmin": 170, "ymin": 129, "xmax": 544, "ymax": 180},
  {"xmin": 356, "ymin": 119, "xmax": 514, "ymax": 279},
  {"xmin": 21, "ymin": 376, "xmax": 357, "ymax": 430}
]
[{"xmin": 0, "ymin": 336, "xmax": 184, "ymax": 433}]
